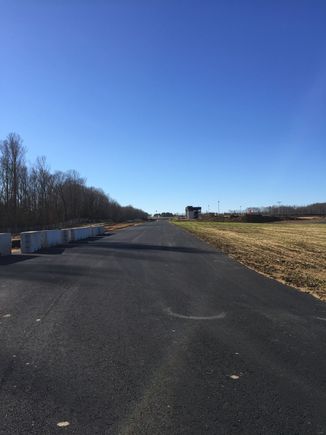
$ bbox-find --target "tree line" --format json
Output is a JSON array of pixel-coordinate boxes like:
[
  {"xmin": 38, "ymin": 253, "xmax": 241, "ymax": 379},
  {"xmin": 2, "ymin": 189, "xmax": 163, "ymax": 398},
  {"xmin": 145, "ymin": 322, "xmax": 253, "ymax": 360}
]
[
  {"xmin": 0, "ymin": 133, "xmax": 148, "ymax": 232},
  {"xmin": 246, "ymin": 203, "xmax": 326, "ymax": 216}
]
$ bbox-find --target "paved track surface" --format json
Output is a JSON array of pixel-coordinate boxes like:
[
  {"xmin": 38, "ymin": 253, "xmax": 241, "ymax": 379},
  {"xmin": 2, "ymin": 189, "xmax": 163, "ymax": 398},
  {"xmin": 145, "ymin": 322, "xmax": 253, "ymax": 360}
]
[{"xmin": 1, "ymin": 220, "xmax": 326, "ymax": 434}]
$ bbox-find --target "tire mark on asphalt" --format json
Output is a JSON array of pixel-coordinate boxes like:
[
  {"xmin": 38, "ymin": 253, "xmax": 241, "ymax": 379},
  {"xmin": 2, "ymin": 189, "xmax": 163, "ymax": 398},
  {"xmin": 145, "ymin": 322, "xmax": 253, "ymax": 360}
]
[{"xmin": 164, "ymin": 307, "xmax": 226, "ymax": 320}]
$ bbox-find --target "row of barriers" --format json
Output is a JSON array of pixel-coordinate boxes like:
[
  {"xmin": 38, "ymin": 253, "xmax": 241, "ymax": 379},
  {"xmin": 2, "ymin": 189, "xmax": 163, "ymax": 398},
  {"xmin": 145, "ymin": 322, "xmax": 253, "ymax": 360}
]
[{"xmin": 0, "ymin": 225, "xmax": 105, "ymax": 256}]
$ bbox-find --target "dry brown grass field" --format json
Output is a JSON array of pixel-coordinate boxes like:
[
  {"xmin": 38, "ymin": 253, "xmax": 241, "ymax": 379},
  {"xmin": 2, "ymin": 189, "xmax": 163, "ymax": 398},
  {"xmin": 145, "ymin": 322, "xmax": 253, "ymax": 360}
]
[
  {"xmin": 104, "ymin": 222, "xmax": 142, "ymax": 232},
  {"xmin": 173, "ymin": 220, "xmax": 326, "ymax": 301}
]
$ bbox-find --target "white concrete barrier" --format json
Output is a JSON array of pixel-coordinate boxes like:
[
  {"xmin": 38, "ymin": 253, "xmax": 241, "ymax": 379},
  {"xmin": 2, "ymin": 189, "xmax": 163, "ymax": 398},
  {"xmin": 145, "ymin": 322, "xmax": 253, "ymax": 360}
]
[
  {"xmin": 62, "ymin": 229, "xmax": 72, "ymax": 244},
  {"xmin": 70, "ymin": 228, "xmax": 79, "ymax": 241},
  {"xmin": 70, "ymin": 226, "xmax": 102, "ymax": 241},
  {"xmin": 41, "ymin": 230, "xmax": 63, "ymax": 248},
  {"xmin": 0, "ymin": 233, "xmax": 11, "ymax": 256},
  {"xmin": 20, "ymin": 224, "xmax": 104, "ymax": 253},
  {"xmin": 71, "ymin": 227, "xmax": 89, "ymax": 241},
  {"xmin": 21, "ymin": 231, "xmax": 42, "ymax": 254},
  {"xmin": 92, "ymin": 225, "xmax": 105, "ymax": 235},
  {"xmin": 90, "ymin": 225, "xmax": 103, "ymax": 236}
]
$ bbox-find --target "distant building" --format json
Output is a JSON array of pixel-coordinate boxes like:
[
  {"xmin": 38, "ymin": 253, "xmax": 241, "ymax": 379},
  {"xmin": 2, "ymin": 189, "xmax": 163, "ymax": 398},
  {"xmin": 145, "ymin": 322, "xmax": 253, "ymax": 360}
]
[{"xmin": 185, "ymin": 206, "xmax": 202, "ymax": 219}]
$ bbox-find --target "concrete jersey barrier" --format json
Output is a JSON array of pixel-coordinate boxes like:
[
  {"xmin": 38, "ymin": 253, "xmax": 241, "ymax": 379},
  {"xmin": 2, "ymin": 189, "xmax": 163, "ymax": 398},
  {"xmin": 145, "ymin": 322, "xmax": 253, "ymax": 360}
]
[
  {"xmin": 20, "ymin": 224, "xmax": 105, "ymax": 254},
  {"xmin": 62, "ymin": 229, "xmax": 72, "ymax": 244},
  {"xmin": 41, "ymin": 230, "xmax": 64, "ymax": 248},
  {"xmin": 0, "ymin": 233, "xmax": 11, "ymax": 256},
  {"xmin": 91, "ymin": 225, "xmax": 105, "ymax": 236},
  {"xmin": 70, "ymin": 227, "xmax": 87, "ymax": 241},
  {"xmin": 98, "ymin": 225, "xmax": 105, "ymax": 235},
  {"xmin": 21, "ymin": 231, "xmax": 42, "ymax": 254}
]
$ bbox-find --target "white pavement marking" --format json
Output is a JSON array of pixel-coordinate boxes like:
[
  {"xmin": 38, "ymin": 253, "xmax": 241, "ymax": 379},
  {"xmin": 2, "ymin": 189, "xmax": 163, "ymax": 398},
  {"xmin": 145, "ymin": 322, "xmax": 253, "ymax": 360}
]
[
  {"xmin": 315, "ymin": 317, "xmax": 326, "ymax": 322},
  {"xmin": 57, "ymin": 421, "xmax": 70, "ymax": 427},
  {"xmin": 230, "ymin": 374, "xmax": 240, "ymax": 380},
  {"xmin": 165, "ymin": 307, "xmax": 226, "ymax": 320},
  {"xmin": 3, "ymin": 314, "xmax": 11, "ymax": 318}
]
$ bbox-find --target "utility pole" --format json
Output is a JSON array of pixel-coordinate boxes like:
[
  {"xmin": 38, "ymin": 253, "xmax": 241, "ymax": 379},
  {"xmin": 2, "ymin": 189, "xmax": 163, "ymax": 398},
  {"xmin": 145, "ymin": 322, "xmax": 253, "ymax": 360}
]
[{"xmin": 218, "ymin": 201, "xmax": 220, "ymax": 215}]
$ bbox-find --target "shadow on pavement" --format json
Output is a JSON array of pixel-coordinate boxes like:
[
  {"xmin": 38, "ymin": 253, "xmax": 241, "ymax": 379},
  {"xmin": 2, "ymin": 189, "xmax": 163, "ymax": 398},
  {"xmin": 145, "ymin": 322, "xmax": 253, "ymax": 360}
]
[
  {"xmin": 0, "ymin": 238, "xmax": 214, "ymax": 263},
  {"xmin": 0, "ymin": 254, "xmax": 38, "ymax": 265},
  {"xmin": 92, "ymin": 241, "xmax": 216, "ymax": 255},
  {"xmin": 32, "ymin": 235, "xmax": 107, "ymax": 255}
]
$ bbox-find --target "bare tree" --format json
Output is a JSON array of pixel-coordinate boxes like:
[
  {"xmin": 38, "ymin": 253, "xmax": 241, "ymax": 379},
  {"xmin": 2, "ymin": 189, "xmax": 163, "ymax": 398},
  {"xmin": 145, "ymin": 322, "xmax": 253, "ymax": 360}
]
[
  {"xmin": 0, "ymin": 132, "xmax": 148, "ymax": 232},
  {"xmin": 0, "ymin": 133, "xmax": 26, "ymax": 230}
]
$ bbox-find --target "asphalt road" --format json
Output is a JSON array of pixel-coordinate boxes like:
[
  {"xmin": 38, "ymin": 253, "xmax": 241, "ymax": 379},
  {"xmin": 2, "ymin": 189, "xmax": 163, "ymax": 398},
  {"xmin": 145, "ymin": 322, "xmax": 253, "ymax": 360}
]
[{"xmin": 1, "ymin": 220, "xmax": 326, "ymax": 434}]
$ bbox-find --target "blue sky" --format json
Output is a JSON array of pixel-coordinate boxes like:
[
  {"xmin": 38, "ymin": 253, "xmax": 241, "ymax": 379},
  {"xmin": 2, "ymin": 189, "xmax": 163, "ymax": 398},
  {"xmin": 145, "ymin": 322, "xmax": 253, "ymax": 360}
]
[{"xmin": 1, "ymin": 0, "xmax": 325, "ymax": 214}]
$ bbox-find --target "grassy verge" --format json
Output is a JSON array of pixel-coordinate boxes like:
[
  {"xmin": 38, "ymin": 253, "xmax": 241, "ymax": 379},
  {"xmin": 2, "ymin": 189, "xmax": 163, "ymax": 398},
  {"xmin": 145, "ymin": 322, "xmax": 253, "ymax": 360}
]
[{"xmin": 173, "ymin": 220, "xmax": 326, "ymax": 301}]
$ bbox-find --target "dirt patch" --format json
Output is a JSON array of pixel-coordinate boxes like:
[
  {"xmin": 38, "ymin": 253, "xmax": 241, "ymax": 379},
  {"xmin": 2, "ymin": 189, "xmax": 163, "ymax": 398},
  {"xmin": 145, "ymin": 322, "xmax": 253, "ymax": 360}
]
[{"xmin": 104, "ymin": 222, "xmax": 142, "ymax": 232}]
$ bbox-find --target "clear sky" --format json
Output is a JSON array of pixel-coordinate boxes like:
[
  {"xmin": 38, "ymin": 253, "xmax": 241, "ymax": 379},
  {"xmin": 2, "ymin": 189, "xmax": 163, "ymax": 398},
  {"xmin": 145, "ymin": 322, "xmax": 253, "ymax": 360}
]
[{"xmin": 1, "ymin": 0, "xmax": 325, "ymax": 214}]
